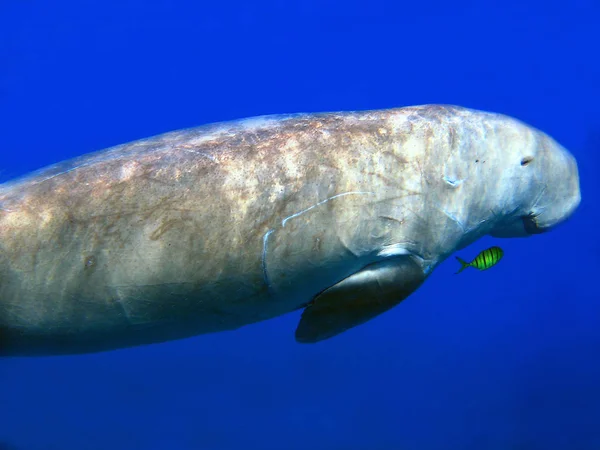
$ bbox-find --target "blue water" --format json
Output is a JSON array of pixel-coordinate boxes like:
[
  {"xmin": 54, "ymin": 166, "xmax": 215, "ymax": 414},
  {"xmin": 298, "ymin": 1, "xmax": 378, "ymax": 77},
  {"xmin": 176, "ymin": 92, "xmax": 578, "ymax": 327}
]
[{"xmin": 1, "ymin": 1, "xmax": 599, "ymax": 449}]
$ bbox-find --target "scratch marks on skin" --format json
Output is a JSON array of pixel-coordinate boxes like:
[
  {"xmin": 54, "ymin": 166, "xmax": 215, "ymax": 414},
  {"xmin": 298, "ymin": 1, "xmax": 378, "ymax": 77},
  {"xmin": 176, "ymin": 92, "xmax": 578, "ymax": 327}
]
[
  {"xmin": 281, "ymin": 191, "xmax": 375, "ymax": 227},
  {"xmin": 262, "ymin": 229, "xmax": 274, "ymax": 289},
  {"xmin": 531, "ymin": 183, "xmax": 548, "ymax": 212},
  {"xmin": 440, "ymin": 172, "xmax": 468, "ymax": 229},
  {"xmin": 424, "ymin": 199, "xmax": 467, "ymax": 234},
  {"xmin": 111, "ymin": 289, "xmax": 134, "ymax": 325},
  {"xmin": 261, "ymin": 191, "xmax": 375, "ymax": 291},
  {"xmin": 35, "ymin": 163, "xmax": 92, "ymax": 185},
  {"xmin": 439, "ymin": 206, "xmax": 467, "ymax": 233},
  {"xmin": 179, "ymin": 146, "xmax": 218, "ymax": 163}
]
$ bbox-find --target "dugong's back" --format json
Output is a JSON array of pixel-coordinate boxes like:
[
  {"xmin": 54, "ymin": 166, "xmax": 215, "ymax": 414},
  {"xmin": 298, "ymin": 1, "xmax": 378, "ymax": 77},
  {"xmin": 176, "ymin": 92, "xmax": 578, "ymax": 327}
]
[
  {"xmin": 1, "ymin": 113, "xmax": 327, "ymax": 355},
  {"xmin": 0, "ymin": 105, "xmax": 580, "ymax": 356}
]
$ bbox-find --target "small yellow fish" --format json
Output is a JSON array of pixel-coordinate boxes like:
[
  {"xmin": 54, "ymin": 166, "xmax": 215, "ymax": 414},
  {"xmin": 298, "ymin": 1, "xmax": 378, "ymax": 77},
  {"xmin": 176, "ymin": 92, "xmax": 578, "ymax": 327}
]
[{"xmin": 455, "ymin": 246, "xmax": 504, "ymax": 274}]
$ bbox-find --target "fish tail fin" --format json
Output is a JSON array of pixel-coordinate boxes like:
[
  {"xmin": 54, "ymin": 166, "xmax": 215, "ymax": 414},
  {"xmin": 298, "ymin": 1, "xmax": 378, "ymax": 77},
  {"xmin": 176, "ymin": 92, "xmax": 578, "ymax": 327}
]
[{"xmin": 455, "ymin": 256, "xmax": 470, "ymax": 274}]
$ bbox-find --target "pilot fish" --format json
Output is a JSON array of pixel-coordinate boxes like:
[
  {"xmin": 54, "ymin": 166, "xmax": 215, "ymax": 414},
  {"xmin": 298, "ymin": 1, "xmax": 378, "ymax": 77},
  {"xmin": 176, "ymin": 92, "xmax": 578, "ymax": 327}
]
[{"xmin": 455, "ymin": 246, "xmax": 504, "ymax": 274}]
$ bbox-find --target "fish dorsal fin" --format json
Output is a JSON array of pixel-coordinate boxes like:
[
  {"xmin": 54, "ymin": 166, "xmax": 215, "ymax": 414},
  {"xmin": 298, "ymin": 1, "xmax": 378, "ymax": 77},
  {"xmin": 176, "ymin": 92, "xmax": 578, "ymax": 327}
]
[{"xmin": 295, "ymin": 256, "xmax": 426, "ymax": 343}]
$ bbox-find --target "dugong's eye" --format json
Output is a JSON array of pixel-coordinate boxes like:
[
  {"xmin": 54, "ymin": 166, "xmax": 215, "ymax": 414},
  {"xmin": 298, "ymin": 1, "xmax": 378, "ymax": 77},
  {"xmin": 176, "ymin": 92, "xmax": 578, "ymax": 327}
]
[{"xmin": 520, "ymin": 156, "xmax": 534, "ymax": 166}]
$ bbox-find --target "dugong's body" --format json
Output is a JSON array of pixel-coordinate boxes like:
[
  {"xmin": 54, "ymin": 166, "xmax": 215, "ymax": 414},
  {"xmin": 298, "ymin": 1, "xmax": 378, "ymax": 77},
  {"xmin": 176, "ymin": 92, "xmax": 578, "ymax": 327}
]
[{"xmin": 0, "ymin": 105, "xmax": 580, "ymax": 356}]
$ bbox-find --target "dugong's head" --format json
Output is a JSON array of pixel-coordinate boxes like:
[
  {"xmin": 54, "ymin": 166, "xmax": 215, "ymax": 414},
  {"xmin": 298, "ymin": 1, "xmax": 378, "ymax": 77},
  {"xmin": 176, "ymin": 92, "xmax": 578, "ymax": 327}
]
[{"xmin": 490, "ymin": 129, "xmax": 581, "ymax": 238}]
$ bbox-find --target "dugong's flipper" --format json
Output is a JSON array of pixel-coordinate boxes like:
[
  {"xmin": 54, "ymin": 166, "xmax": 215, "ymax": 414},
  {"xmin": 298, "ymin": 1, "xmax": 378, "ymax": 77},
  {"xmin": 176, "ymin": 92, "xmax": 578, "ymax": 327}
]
[{"xmin": 295, "ymin": 256, "xmax": 426, "ymax": 343}]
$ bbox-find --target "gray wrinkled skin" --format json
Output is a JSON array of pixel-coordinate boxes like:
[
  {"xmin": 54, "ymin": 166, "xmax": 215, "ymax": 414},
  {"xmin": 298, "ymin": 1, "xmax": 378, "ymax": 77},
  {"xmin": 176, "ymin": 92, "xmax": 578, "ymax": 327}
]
[{"xmin": 0, "ymin": 105, "xmax": 581, "ymax": 356}]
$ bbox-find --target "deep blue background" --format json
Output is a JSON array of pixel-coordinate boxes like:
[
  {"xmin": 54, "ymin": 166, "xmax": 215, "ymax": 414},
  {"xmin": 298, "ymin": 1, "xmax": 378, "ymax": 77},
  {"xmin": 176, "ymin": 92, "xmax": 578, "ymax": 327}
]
[{"xmin": 1, "ymin": 0, "xmax": 599, "ymax": 449}]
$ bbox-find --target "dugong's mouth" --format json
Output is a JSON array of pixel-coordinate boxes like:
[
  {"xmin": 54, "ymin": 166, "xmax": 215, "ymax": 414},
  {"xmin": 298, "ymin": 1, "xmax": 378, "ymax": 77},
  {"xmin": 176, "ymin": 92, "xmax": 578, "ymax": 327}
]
[{"xmin": 522, "ymin": 214, "xmax": 549, "ymax": 234}]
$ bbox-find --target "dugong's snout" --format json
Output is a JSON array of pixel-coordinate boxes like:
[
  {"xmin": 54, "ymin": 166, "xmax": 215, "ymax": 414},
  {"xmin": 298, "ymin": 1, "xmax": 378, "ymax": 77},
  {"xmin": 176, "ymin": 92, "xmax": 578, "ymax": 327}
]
[
  {"xmin": 523, "ymin": 136, "xmax": 581, "ymax": 234},
  {"xmin": 490, "ymin": 132, "xmax": 581, "ymax": 239}
]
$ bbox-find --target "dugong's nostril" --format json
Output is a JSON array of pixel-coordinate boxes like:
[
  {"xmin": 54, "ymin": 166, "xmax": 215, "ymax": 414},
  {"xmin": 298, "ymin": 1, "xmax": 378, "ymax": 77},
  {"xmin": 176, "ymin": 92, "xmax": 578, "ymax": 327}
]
[{"xmin": 520, "ymin": 156, "xmax": 534, "ymax": 166}]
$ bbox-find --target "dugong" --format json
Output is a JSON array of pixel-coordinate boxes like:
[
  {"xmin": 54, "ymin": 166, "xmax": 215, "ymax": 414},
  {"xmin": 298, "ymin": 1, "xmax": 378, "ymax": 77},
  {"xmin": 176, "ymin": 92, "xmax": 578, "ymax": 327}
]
[{"xmin": 0, "ymin": 105, "xmax": 580, "ymax": 356}]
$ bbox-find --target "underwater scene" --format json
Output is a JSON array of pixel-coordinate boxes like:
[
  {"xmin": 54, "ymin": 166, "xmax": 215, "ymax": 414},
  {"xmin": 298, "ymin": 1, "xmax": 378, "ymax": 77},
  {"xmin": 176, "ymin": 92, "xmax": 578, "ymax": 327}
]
[{"xmin": 1, "ymin": 0, "xmax": 599, "ymax": 448}]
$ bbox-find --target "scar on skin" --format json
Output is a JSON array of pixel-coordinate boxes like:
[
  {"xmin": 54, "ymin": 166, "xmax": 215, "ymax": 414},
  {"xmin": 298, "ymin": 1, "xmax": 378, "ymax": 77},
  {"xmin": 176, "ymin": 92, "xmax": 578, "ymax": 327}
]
[
  {"xmin": 443, "ymin": 175, "xmax": 465, "ymax": 187},
  {"xmin": 261, "ymin": 229, "xmax": 274, "ymax": 289},
  {"xmin": 438, "ymin": 206, "xmax": 466, "ymax": 232},
  {"xmin": 35, "ymin": 163, "xmax": 92, "ymax": 185},
  {"xmin": 261, "ymin": 191, "xmax": 375, "ymax": 290},
  {"xmin": 281, "ymin": 191, "xmax": 375, "ymax": 227},
  {"xmin": 110, "ymin": 289, "xmax": 133, "ymax": 325},
  {"xmin": 180, "ymin": 147, "xmax": 218, "ymax": 162},
  {"xmin": 150, "ymin": 219, "xmax": 179, "ymax": 241}
]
